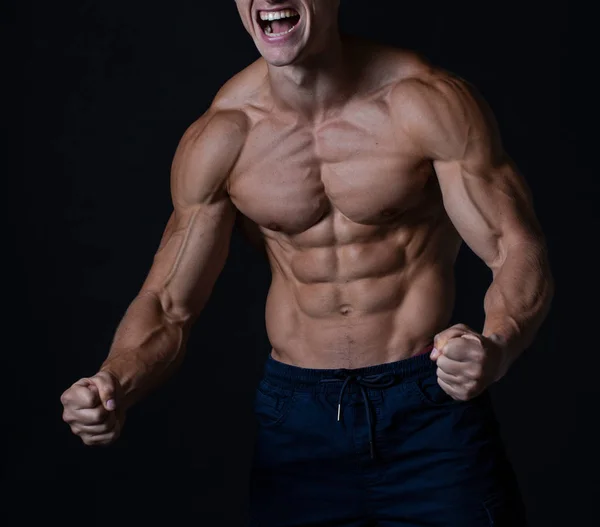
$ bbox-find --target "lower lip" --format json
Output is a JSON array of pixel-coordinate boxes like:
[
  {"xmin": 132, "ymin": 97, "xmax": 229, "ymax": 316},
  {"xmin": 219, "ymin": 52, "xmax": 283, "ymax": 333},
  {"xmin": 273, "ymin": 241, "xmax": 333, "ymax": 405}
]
[{"xmin": 258, "ymin": 18, "xmax": 301, "ymax": 44}]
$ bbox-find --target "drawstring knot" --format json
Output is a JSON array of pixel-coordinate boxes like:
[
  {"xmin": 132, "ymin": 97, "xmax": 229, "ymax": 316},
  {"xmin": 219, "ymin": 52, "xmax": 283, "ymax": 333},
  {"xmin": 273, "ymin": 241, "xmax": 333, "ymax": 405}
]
[{"xmin": 320, "ymin": 371, "xmax": 395, "ymax": 459}]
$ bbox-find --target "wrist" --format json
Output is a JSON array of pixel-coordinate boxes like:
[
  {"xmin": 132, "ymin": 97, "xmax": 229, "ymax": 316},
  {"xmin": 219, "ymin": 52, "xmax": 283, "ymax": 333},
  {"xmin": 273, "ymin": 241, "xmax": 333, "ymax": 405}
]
[{"xmin": 487, "ymin": 333, "xmax": 512, "ymax": 382}]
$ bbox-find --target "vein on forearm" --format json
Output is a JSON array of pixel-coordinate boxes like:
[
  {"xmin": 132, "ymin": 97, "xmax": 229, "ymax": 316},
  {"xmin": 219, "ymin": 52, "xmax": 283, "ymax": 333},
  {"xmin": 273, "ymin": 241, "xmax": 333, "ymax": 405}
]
[
  {"xmin": 483, "ymin": 240, "xmax": 554, "ymax": 352},
  {"xmin": 100, "ymin": 290, "xmax": 187, "ymax": 407}
]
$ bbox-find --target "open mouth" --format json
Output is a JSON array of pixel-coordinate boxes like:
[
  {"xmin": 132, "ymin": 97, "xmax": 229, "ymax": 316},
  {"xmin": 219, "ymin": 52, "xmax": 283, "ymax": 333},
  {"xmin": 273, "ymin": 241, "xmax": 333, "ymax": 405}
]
[{"xmin": 257, "ymin": 8, "xmax": 301, "ymax": 38}]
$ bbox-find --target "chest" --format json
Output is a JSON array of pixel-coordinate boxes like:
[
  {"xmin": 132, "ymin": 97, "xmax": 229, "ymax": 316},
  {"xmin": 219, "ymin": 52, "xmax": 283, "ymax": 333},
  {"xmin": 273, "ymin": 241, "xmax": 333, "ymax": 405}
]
[{"xmin": 228, "ymin": 114, "xmax": 433, "ymax": 234}]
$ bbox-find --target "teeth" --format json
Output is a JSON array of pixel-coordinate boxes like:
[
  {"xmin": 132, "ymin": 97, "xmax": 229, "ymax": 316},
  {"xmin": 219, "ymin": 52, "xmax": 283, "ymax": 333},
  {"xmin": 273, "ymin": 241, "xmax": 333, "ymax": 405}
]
[
  {"xmin": 264, "ymin": 24, "xmax": 296, "ymax": 37},
  {"xmin": 259, "ymin": 9, "xmax": 298, "ymax": 21}
]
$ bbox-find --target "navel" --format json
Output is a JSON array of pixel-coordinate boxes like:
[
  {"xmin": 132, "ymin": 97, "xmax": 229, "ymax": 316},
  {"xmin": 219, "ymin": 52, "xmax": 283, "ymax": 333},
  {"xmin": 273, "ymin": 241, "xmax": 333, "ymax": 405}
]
[{"xmin": 339, "ymin": 304, "xmax": 353, "ymax": 316}]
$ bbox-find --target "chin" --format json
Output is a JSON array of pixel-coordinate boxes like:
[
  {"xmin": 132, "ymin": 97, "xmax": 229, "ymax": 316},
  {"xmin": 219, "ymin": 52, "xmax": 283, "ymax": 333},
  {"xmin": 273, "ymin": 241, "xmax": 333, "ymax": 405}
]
[
  {"xmin": 259, "ymin": 49, "xmax": 302, "ymax": 67},
  {"xmin": 255, "ymin": 36, "xmax": 313, "ymax": 68}
]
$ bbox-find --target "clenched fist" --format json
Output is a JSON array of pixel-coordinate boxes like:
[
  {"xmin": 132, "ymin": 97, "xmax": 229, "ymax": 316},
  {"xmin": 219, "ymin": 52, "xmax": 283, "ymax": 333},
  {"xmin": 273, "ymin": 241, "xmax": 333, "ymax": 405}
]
[
  {"xmin": 61, "ymin": 371, "xmax": 126, "ymax": 446},
  {"xmin": 429, "ymin": 324, "xmax": 509, "ymax": 401}
]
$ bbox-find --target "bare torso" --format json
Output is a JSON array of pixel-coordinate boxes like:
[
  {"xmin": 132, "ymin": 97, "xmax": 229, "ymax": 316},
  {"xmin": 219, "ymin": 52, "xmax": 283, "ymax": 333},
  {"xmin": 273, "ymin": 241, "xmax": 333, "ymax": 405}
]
[
  {"xmin": 68, "ymin": 9, "xmax": 550, "ymax": 435},
  {"xmin": 227, "ymin": 38, "xmax": 462, "ymax": 368}
]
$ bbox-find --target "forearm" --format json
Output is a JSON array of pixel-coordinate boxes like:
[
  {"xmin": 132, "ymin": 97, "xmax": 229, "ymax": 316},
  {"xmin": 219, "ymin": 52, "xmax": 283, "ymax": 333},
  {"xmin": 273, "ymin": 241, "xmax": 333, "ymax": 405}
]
[
  {"xmin": 482, "ymin": 242, "xmax": 554, "ymax": 374},
  {"xmin": 99, "ymin": 291, "xmax": 191, "ymax": 410}
]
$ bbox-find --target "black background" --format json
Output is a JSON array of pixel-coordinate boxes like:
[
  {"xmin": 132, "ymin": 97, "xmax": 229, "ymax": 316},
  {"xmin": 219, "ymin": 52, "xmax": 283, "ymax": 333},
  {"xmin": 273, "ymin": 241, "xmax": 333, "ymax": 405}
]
[{"xmin": 8, "ymin": 1, "xmax": 597, "ymax": 526}]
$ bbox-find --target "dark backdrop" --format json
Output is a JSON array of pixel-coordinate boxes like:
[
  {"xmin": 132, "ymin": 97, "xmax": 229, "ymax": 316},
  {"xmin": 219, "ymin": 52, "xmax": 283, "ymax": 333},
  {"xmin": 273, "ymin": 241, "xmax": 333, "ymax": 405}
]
[{"xmin": 8, "ymin": 1, "xmax": 596, "ymax": 526}]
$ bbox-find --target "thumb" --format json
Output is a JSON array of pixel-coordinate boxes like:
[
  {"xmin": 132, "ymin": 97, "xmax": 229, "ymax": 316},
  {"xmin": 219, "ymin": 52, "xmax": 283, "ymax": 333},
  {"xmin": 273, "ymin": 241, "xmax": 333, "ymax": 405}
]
[
  {"xmin": 90, "ymin": 371, "xmax": 118, "ymax": 411},
  {"xmin": 431, "ymin": 325, "xmax": 472, "ymax": 360}
]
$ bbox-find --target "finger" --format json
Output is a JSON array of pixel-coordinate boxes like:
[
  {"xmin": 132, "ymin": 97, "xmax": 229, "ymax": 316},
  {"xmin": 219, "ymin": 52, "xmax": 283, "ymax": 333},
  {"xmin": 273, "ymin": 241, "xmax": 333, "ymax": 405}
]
[
  {"xmin": 64, "ymin": 382, "xmax": 101, "ymax": 410},
  {"xmin": 433, "ymin": 325, "xmax": 477, "ymax": 352},
  {"xmin": 441, "ymin": 343, "xmax": 471, "ymax": 362},
  {"xmin": 437, "ymin": 377, "xmax": 460, "ymax": 400},
  {"xmin": 90, "ymin": 372, "xmax": 118, "ymax": 411},
  {"xmin": 434, "ymin": 326, "xmax": 469, "ymax": 347},
  {"xmin": 72, "ymin": 406, "xmax": 111, "ymax": 426},
  {"xmin": 432, "ymin": 339, "xmax": 469, "ymax": 363},
  {"xmin": 74, "ymin": 416, "xmax": 117, "ymax": 436},
  {"xmin": 437, "ymin": 366, "xmax": 461, "ymax": 385},
  {"xmin": 431, "ymin": 331, "xmax": 466, "ymax": 359},
  {"xmin": 436, "ymin": 356, "xmax": 464, "ymax": 378},
  {"xmin": 442, "ymin": 337, "xmax": 483, "ymax": 363},
  {"xmin": 80, "ymin": 430, "xmax": 119, "ymax": 447}
]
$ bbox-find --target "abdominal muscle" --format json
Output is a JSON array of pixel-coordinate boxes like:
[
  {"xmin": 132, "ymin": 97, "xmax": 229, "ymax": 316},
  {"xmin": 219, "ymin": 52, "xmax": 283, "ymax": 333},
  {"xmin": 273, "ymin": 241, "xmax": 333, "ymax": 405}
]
[{"xmin": 263, "ymin": 214, "xmax": 461, "ymax": 369}]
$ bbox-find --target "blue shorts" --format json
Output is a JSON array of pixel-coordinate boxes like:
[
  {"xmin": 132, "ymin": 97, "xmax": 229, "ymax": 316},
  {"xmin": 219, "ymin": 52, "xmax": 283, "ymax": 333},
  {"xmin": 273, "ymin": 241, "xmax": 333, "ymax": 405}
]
[{"xmin": 249, "ymin": 347, "xmax": 527, "ymax": 526}]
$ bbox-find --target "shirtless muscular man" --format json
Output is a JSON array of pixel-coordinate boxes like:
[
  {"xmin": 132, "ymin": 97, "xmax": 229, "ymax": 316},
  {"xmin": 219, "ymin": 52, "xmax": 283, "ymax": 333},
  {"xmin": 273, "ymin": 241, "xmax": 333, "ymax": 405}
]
[{"xmin": 61, "ymin": 1, "xmax": 554, "ymax": 525}]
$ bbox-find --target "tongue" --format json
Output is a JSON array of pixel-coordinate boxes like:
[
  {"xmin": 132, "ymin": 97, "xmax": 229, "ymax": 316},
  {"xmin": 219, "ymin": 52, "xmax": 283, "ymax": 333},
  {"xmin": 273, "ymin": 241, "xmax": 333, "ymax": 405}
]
[{"xmin": 272, "ymin": 18, "xmax": 294, "ymax": 34}]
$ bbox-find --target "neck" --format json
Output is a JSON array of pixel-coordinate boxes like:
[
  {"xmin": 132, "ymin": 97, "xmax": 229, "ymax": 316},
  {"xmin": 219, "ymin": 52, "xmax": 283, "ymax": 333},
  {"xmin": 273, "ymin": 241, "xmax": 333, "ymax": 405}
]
[{"xmin": 266, "ymin": 32, "xmax": 353, "ymax": 120}]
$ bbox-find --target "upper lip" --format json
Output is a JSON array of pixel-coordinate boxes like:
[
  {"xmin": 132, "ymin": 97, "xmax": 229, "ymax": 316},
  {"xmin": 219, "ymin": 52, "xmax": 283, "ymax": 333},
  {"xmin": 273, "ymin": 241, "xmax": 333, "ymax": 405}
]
[
  {"xmin": 255, "ymin": 4, "xmax": 299, "ymax": 14},
  {"xmin": 254, "ymin": 3, "xmax": 301, "ymax": 34}
]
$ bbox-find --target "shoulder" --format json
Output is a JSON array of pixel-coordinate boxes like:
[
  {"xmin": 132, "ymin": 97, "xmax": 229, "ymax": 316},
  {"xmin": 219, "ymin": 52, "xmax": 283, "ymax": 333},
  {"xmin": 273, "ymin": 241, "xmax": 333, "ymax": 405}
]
[
  {"xmin": 173, "ymin": 107, "xmax": 249, "ymax": 183},
  {"xmin": 177, "ymin": 59, "xmax": 269, "ymax": 154},
  {"xmin": 170, "ymin": 60, "xmax": 270, "ymax": 205},
  {"xmin": 389, "ymin": 60, "xmax": 476, "ymax": 127},
  {"xmin": 171, "ymin": 103, "xmax": 254, "ymax": 206},
  {"xmin": 351, "ymin": 38, "xmax": 479, "ymax": 123},
  {"xmin": 211, "ymin": 58, "xmax": 269, "ymax": 114},
  {"xmin": 385, "ymin": 58, "xmax": 499, "ymax": 160},
  {"xmin": 178, "ymin": 58, "xmax": 269, "ymax": 148}
]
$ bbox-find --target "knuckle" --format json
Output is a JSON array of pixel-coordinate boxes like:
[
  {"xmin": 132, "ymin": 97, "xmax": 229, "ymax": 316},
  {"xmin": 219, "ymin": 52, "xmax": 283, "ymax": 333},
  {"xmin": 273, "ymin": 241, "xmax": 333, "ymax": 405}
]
[
  {"xmin": 83, "ymin": 434, "xmax": 105, "ymax": 447},
  {"xmin": 72, "ymin": 389, "xmax": 91, "ymax": 408},
  {"xmin": 90, "ymin": 409, "xmax": 105, "ymax": 423},
  {"xmin": 469, "ymin": 365, "xmax": 483, "ymax": 380},
  {"xmin": 99, "ymin": 422, "xmax": 113, "ymax": 434},
  {"xmin": 84, "ymin": 390, "xmax": 98, "ymax": 407},
  {"xmin": 96, "ymin": 423, "xmax": 108, "ymax": 433},
  {"xmin": 472, "ymin": 348, "xmax": 485, "ymax": 360}
]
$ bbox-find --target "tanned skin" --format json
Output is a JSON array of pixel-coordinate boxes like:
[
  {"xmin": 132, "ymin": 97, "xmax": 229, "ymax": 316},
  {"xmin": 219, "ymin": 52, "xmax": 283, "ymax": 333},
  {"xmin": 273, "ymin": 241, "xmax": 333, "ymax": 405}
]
[{"xmin": 61, "ymin": 0, "xmax": 553, "ymax": 447}]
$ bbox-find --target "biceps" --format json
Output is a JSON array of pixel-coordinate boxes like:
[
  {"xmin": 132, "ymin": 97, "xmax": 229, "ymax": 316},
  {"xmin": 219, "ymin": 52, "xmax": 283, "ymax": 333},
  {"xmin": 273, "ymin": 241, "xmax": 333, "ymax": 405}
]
[
  {"xmin": 141, "ymin": 198, "xmax": 236, "ymax": 321},
  {"xmin": 434, "ymin": 158, "xmax": 544, "ymax": 269}
]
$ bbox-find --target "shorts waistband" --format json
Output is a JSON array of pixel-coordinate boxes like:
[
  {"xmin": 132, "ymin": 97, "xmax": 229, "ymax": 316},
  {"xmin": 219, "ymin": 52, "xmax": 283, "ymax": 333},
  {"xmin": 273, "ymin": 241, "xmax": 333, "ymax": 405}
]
[{"xmin": 262, "ymin": 343, "xmax": 435, "ymax": 391}]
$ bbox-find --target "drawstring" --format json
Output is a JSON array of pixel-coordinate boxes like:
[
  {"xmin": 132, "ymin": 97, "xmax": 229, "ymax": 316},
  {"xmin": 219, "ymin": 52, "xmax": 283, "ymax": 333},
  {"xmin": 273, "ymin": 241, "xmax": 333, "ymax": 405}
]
[{"xmin": 320, "ymin": 372, "xmax": 395, "ymax": 459}]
